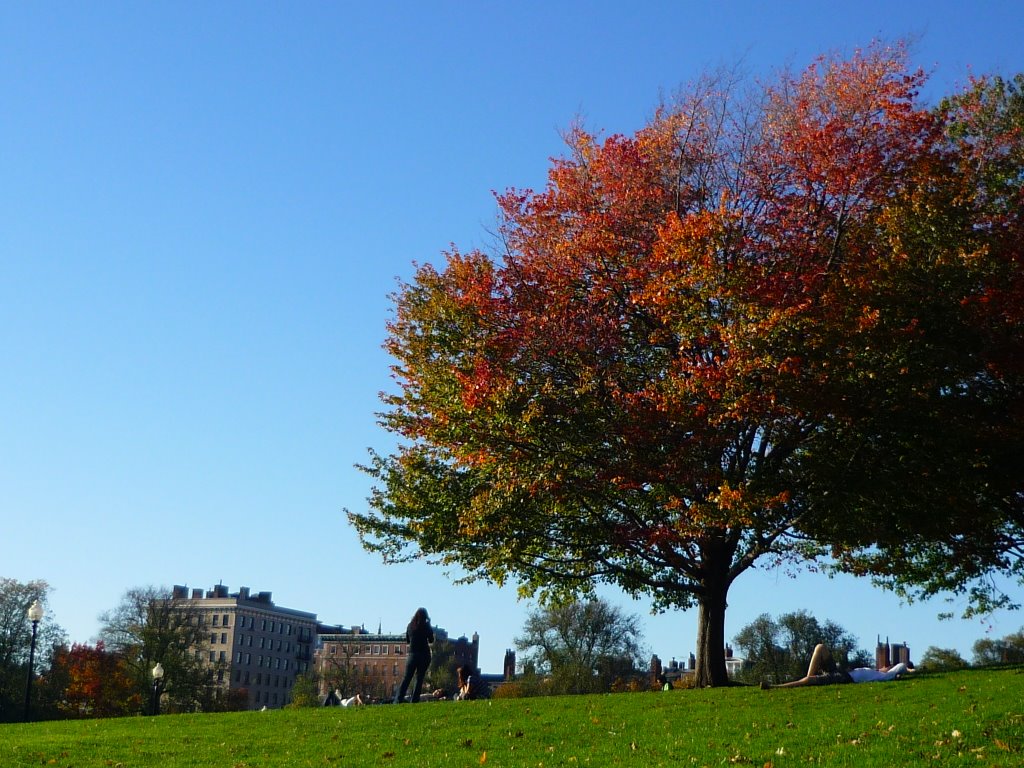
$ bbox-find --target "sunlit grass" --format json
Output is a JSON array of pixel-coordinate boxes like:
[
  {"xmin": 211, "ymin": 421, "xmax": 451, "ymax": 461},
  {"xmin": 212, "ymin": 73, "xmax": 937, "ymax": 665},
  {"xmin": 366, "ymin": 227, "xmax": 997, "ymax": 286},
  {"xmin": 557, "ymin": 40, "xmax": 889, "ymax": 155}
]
[{"xmin": 2, "ymin": 666, "xmax": 1021, "ymax": 767}]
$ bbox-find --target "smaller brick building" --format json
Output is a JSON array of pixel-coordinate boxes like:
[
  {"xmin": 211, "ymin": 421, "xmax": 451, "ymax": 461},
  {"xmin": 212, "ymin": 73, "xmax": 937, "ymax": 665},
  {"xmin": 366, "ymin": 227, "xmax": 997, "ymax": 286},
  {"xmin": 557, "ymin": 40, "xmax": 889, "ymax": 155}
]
[{"xmin": 315, "ymin": 624, "xmax": 479, "ymax": 701}]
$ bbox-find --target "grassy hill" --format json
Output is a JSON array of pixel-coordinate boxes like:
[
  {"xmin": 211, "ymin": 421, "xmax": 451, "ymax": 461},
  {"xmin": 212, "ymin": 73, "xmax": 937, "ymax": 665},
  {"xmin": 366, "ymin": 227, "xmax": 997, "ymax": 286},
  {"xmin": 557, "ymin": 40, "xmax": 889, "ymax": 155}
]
[{"xmin": 2, "ymin": 667, "xmax": 1021, "ymax": 767}]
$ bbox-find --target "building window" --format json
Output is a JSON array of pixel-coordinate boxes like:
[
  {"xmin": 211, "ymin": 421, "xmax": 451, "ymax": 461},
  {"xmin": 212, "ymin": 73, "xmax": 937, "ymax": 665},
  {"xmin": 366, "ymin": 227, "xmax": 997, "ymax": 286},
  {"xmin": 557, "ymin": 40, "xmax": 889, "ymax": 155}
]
[
  {"xmin": 212, "ymin": 614, "xmax": 219, "ymax": 627},
  {"xmin": 221, "ymin": 633, "xmax": 227, "ymax": 644},
  {"xmin": 210, "ymin": 633, "xmax": 217, "ymax": 645},
  {"xmin": 209, "ymin": 651, "xmax": 215, "ymax": 662},
  {"xmin": 222, "ymin": 614, "xmax": 230, "ymax": 627},
  {"xmin": 219, "ymin": 651, "xmax": 226, "ymax": 662},
  {"xmin": 373, "ymin": 645, "xmax": 380, "ymax": 655}
]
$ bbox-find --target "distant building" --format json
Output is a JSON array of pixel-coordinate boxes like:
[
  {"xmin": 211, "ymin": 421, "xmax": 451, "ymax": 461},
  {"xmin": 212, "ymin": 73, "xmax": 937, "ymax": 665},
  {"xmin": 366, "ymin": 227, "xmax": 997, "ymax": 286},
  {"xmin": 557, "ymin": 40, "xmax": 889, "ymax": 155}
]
[
  {"xmin": 314, "ymin": 624, "xmax": 479, "ymax": 701},
  {"xmin": 876, "ymin": 636, "xmax": 911, "ymax": 669},
  {"xmin": 502, "ymin": 648, "xmax": 516, "ymax": 680},
  {"xmin": 651, "ymin": 647, "xmax": 744, "ymax": 686},
  {"xmin": 171, "ymin": 584, "xmax": 317, "ymax": 710}
]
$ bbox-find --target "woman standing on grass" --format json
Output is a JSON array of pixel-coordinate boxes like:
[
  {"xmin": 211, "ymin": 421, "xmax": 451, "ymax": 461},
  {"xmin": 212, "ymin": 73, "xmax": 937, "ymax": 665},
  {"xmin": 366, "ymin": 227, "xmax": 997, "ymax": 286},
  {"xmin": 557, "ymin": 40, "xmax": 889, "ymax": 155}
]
[{"xmin": 394, "ymin": 607, "xmax": 434, "ymax": 703}]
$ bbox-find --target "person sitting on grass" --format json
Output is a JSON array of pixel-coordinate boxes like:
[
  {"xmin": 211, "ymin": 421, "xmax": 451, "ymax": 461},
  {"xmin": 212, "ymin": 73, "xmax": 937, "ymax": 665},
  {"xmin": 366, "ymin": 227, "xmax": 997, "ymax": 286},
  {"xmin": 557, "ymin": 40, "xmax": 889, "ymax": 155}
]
[
  {"xmin": 762, "ymin": 643, "xmax": 913, "ymax": 689},
  {"xmin": 455, "ymin": 665, "xmax": 486, "ymax": 700}
]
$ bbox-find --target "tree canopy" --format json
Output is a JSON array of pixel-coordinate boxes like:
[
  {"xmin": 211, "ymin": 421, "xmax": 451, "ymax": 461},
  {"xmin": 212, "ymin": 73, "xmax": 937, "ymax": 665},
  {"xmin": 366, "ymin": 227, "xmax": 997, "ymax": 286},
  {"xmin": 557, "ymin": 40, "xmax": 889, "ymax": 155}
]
[
  {"xmin": 732, "ymin": 610, "xmax": 868, "ymax": 685},
  {"xmin": 98, "ymin": 586, "xmax": 224, "ymax": 714},
  {"xmin": 0, "ymin": 578, "xmax": 66, "ymax": 721},
  {"xmin": 514, "ymin": 599, "xmax": 644, "ymax": 695},
  {"xmin": 349, "ymin": 45, "xmax": 1024, "ymax": 686}
]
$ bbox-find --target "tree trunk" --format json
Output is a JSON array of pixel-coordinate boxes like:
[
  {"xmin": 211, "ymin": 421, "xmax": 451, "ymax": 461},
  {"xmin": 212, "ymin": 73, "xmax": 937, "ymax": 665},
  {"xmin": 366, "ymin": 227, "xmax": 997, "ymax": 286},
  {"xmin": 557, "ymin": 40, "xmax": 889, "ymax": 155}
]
[{"xmin": 693, "ymin": 582, "xmax": 730, "ymax": 687}]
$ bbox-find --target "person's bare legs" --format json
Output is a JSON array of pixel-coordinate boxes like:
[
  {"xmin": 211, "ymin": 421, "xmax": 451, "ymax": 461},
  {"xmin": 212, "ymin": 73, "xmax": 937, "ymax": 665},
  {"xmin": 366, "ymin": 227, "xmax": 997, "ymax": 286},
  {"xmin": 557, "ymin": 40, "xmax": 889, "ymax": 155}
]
[
  {"xmin": 806, "ymin": 644, "xmax": 834, "ymax": 676},
  {"xmin": 762, "ymin": 644, "xmax": 838, "ymax": 689}
]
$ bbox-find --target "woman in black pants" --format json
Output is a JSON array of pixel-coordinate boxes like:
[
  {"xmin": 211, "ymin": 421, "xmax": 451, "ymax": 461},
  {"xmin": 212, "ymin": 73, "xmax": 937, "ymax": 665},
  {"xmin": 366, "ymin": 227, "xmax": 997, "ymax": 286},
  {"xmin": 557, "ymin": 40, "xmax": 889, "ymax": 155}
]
[{"xmin": 394, "ymin": 607, "xmax": 434, "ymax": 703}]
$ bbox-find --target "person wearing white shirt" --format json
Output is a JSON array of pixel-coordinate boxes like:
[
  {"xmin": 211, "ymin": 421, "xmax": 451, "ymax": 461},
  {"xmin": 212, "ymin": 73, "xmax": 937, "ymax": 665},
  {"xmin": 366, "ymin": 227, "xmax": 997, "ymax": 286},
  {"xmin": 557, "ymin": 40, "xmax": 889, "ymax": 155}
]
[{"xmin": 762, "ymin": 644, "xmax": 913, "ymax": 689}]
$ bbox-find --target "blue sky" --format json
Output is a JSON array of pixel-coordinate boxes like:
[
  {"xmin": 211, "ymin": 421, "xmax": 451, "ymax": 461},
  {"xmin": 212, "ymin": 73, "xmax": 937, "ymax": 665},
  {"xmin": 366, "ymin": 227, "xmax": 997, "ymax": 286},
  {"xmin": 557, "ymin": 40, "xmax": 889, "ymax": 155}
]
[{"xmin": 2, "ymin": 1, "xmax": 1022, "ymax": 674}]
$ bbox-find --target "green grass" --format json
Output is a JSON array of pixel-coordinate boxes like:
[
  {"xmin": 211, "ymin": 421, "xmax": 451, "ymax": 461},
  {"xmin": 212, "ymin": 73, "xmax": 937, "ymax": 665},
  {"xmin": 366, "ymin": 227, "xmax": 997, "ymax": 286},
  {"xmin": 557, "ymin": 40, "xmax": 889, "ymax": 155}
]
[{"xmin": 2, "ymin": 667, "xmax": 1021, "ymax": 767}]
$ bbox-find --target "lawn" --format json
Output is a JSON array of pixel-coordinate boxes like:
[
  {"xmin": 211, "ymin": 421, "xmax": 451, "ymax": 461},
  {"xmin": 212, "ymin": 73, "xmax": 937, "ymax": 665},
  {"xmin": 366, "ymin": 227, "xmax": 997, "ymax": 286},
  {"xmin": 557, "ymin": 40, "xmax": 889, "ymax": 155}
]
[{"xmin": 2, "ymin": 666, "xmax": 1021, "ymax": 767}]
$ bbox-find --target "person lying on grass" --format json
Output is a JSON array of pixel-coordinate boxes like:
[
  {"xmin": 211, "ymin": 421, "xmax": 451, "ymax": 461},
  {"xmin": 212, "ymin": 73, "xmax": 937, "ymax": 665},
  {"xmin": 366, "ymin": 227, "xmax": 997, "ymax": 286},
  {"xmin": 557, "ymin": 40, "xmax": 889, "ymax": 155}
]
[{"xmin": 762, "ymin": 644, "xmax": 913, "ymax": 689}]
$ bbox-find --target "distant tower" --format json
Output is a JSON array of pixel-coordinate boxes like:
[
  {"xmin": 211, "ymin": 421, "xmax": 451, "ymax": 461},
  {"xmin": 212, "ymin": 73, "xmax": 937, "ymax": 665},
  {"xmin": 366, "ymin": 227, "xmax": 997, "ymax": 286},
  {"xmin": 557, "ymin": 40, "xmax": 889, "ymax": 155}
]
[
  {"xmin": 503, "ymin": 648, "xmax": 516, "ymax": 681},
  {"xmin": 650, "ymin": 654, "xmax": 663, "ymax": 687},
  {"xmin": 891, "ymin": 641, "xmax": 911, "ymax": 666}
]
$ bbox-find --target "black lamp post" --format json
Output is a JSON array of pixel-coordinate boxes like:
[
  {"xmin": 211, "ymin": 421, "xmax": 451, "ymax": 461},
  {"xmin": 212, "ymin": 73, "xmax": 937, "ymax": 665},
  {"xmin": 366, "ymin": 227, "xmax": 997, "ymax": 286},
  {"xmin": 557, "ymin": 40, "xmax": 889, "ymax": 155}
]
[
  {"xmin": 150, "ymin": 662, "xmax": 165, "ymax": 715},
  {"xmin": 23, "ymin": 600, "xmax": 44, "ymax": 721}
]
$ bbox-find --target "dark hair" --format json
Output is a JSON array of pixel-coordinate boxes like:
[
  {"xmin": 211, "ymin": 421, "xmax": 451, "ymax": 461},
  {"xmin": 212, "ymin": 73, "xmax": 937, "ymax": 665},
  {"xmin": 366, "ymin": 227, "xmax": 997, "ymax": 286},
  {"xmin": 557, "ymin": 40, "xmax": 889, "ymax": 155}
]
[
  {"xmin": 457, "ymin": 665, "xmax": 473, "ymax": 685},
  {"xmin": 410, "ymin": 607, "xmax": 430, "ymax": 629}
]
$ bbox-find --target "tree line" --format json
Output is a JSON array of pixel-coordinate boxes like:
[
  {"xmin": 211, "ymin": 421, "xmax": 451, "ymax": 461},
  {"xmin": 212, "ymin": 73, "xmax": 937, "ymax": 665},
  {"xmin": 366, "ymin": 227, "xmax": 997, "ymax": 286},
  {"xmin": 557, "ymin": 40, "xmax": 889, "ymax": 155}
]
[
  {"xmin": 0, "ymin": 579, "xmax": 244, "ymax": 721},
  {"xmin": 3, "ymin": 577, "xmax": 1020, "ymax": 717}
]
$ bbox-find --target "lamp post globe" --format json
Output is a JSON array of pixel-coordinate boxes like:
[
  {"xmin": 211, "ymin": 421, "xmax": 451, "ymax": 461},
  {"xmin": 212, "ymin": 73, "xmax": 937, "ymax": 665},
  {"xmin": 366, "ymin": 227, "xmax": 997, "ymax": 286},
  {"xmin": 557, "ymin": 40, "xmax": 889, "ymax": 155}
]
[
  {"xmin": 23, "ymin": 600, "xmax": 44, "ymax": 721},
  {"xmin": 151, "ymin": 662, "xmax": 165, "ymax": 715}
]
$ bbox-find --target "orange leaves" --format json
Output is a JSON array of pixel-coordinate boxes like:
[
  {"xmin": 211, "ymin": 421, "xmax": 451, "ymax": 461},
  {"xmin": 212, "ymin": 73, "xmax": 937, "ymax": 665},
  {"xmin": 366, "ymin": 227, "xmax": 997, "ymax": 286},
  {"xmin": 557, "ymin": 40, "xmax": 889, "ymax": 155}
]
[{"xmin": 856, "ymin": 306, "xmax": 881, "ymax": 332}]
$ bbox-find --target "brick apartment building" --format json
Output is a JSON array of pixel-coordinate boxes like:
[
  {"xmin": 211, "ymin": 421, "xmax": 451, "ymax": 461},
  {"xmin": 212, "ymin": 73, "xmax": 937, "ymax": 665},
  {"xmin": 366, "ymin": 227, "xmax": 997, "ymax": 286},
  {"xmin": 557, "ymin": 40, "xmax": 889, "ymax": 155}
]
[{"xmin": 171, "ymin": 584, "xmax": 317, "ymax": 710}]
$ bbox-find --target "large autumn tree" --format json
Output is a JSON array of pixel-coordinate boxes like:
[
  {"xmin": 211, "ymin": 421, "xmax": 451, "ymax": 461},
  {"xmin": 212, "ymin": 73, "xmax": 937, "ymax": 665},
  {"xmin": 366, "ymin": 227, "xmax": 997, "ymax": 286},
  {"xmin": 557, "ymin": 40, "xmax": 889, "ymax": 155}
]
[{"xmin": 349, "ymin": 45, "xmax": 1024, "ymax": 686}]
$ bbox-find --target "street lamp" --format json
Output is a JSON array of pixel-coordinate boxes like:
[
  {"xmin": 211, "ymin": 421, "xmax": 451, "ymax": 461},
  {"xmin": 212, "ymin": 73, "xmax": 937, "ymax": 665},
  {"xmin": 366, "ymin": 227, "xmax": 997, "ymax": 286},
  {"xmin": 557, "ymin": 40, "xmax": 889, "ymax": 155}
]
[
  {"xmin": 150, "ymin": 662, "xmax": 165, "ymax": 715},
  {"xmin": 23, "ymin": 600, "xmax": 44, "ymax": 721}
]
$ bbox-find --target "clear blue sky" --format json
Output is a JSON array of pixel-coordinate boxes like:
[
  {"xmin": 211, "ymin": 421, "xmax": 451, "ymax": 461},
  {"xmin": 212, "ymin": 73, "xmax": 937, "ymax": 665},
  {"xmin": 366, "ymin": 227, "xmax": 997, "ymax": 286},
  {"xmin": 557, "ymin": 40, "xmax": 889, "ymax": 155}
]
[{"xmin": 2, "ymin": 1, "xmax": 1022, "ymax": 674}]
